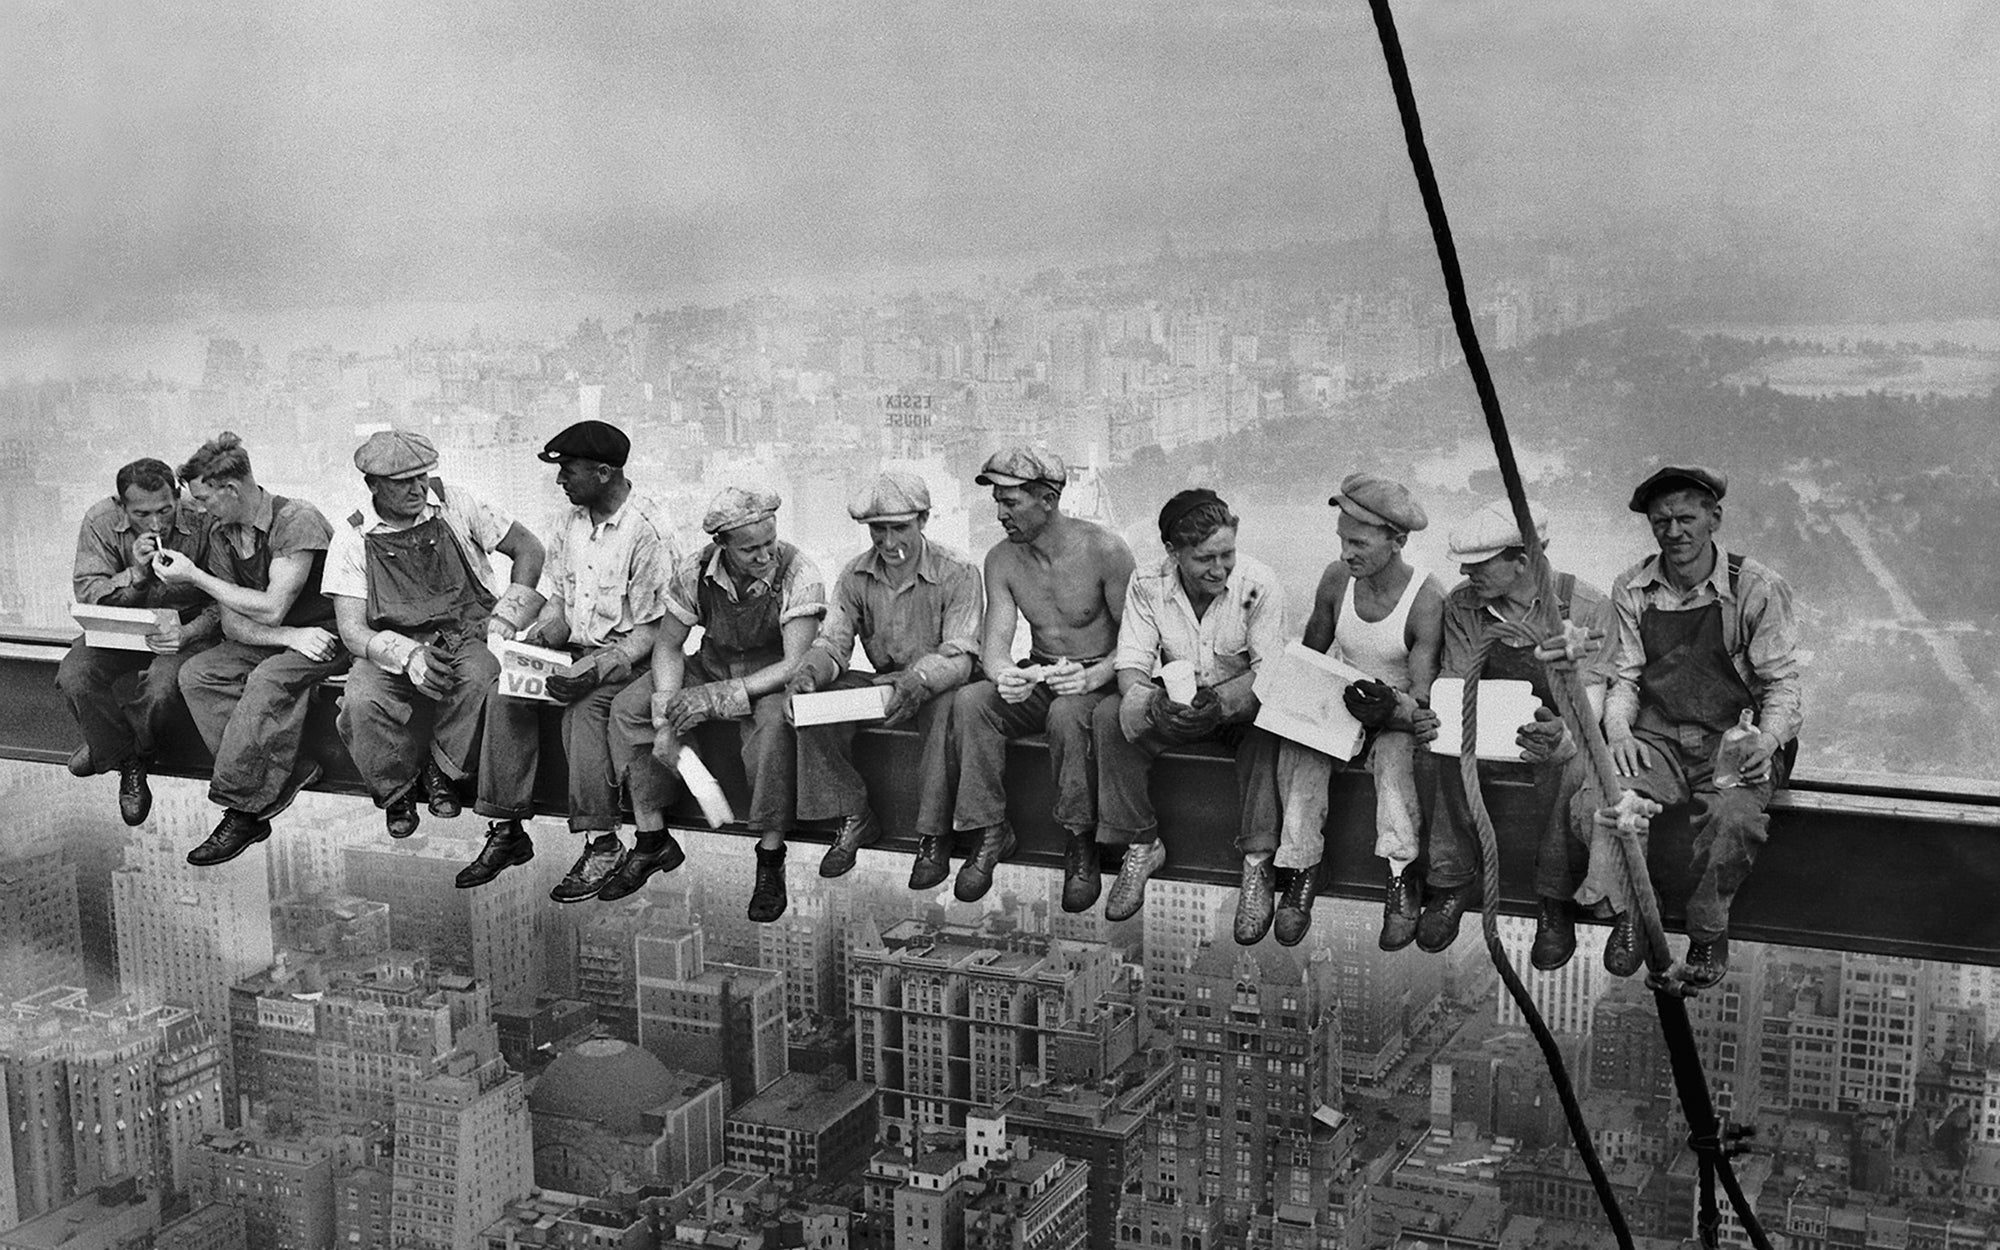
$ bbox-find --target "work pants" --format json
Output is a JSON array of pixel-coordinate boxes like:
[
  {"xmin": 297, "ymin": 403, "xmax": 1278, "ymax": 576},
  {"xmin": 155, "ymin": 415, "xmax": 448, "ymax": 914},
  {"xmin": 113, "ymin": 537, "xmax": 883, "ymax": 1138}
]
[
  {"xmin": 795, "ymin": 672, "xmax": 956, "ymax": 838},
  {"xmin": 951, "ymin": 681, "xmax": 1107, "ymax": 834},
  {"xmin": 1272, "ymin": 730, "xmax": 1424, "ymax": 870},
  {"xmin": 336, "ymin": 639, "xmax": 500, "ymax": 806},
  {"xmin": 1429, "ymin": 751, "xmax": 1591, "ymax": 900},
  {"xmin": 1091, "ymin": 699, "xmax": 1281, "ymax": 852},
  {"xmin": 478, "ymin": 672, "xmax": 647, "ymax": 834},
  {"xmin": 57, "ymin": 639, "xmax": 208, "ymax": 770},
  {"xmin": 610, "ymin": 653, "xmax": 799, "ymax": 836},
  {"xmin": 179, "ymin": 640, "xmax": 349, "ymax": 814}
]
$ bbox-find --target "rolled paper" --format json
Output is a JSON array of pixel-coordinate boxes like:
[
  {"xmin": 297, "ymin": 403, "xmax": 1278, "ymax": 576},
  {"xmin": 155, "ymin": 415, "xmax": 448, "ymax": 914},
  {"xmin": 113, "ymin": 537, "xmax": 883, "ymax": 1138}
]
[{"xmin": 677, "ymin": 745, "xmax": 735, "ymax": 829}]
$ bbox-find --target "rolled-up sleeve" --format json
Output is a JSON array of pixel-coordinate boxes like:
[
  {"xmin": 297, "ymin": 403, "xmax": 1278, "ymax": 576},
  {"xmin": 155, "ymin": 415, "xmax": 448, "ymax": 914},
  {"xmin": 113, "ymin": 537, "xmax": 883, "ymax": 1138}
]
[
  {"xmin": 1742, "ymin": 569, "xmax": 1804, "ymax": 745},
  {"xmin": 1113, "ymin": 571, "xmax": 1162, "ymax": 674},
  {"xmin": 778, "ymin": 552, "xmax": 827, "ymax": 624}
]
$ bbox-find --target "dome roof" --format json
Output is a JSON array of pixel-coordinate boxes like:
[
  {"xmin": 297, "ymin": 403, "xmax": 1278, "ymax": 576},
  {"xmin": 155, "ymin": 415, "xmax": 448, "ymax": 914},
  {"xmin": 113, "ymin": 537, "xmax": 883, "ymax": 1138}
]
[{"xmin": 529, "ymin": 1038, "xmax": 677, "ymax": 1135}]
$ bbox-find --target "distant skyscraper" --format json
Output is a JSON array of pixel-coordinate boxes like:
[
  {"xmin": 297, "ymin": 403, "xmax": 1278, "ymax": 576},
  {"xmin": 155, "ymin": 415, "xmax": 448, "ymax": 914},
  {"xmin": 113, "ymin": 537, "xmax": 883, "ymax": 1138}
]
[
  {"xmin": 0, "ymin": 849, "xmax": 85, "ymax": 1002},
  {"xmin": 1308, "ymin": 899, "xmax": 1440, "ymax": 1086},
  {"xmin": 344, "ymin": 837, "xmax": 544, "ymax": 1008},
  {"xmin": 188, "ymin": 1126, "xmax": 336, "ymax": 1250},
  {"xmin": 1496, "ymin": 914, "xmax": 1611, "ymax": 1036},
  {"xmin": 634, "ymin": 916, "xmax": 787, "ymax": 1107},
  {"xmin": 758, "ymin": 890, "xmax": 839, "ymax": 1021},
  {"xmin": 1139, "ymin": 880, "xmax": 1223, "ymax": 1013},
  {"xmin": 1839, "ymin": 952, "xmax": 1926, "ymax": 1112},
  {"xmin": 389, "ymin": 1053, "xmax": 531, "ymax": 1250}
]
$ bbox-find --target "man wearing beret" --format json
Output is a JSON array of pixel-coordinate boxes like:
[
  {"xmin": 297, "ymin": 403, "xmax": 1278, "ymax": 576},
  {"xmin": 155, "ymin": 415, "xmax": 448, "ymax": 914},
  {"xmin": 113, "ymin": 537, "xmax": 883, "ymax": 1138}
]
[
  {"xmin": 1418, "ymin": 500, "xmax": 1610, "ymax": 970},
  {"xmin": 1098, "ymin": 489, "xmax": 1287, "ymax": 930},
  {"xmin": 786, "ymin": 470, "xmax": 982, "ymax": 884},
  {"xmin": 610, "ymin": 484, "xmax": 825, "ymax": 921},
  {"xmin": 60, "ymin": 456, "xmax": 220, "ymax": 827},
  {"xmin": 1589, "ymin": 466, "xmax": 1803, "ymax": 988},
  {"xmin": 326, "ymin": 430, "xmax": 547, "ymax": 840},
  {"xmin": 460, "ymin": 420, "xmax": 677, "ymax": 903},
  {"xmin": 155, "ymin": 432, "xmax": 349, "ymax": 865},
  {"xmin": 953, "ymin": 446, "xmax": 1135, "ymax": 907},
  {"xmin": 1270, "ymin": 473, "xmax": 1444, "ymax": 947}
]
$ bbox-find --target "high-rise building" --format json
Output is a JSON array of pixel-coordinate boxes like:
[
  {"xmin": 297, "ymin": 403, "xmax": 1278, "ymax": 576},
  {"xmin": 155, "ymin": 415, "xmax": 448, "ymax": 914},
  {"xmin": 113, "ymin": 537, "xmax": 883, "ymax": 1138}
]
[
  {"xmin": 0, "ymin": 849, "xmax": 85, "ymax": 1002},
  {"xmin": 187, "ymin": 1127, "xmax": 335, "ymax": 1250},
  {"xmin": 389, "ymin": 1053, "xmax": 532, "ymax": 1250},
  {"xmin": 724, "ymin": 1068, "xmax": 877, "ymax": 1185},
  {"xmin": 633, "ymin": 916, "xmax": 787, "ymax": 1107},
  {"xmin": 1495, "ymin": 914, "xmax": 1611, "ymax": 1036},
  {"xmin": 991, "ymin": 1085, "xmax": 1146, "ymax": 1250},
  {"xmin": 1682, "ymin": 938, "xmax": 1767, "ymax": 1119},
  {"xmin": 1309, "ymin": 899, "xmax": 1439, "ymax": 1086},
  {"xmin": 156, "ymin": 1201, "xmax": 248, "ymax": 1250},
  {"xmin": 1589, "ymin": 982, "xmax": 1671, "ymax": 1103},
  {"xmin": 344, "ymin": 837, "xmax": 545, "ymax": 1008},
  {"xmin": 757, "ymin": 890, "xmax": 839, "ymax": 1021},
  {"xmin": 1138, "ymin": 881, "xmax": 1222, "ymax": 1014},
  {"xmin": 1838, "ymin": 952, "xmax": 1926, "ymax": 1112},
  {"xmin": 335, "ymin": 1166, "xmax": 393, "ymax": 1250},
  {"xmin": 1756, "ymin": 961, "xmax": 1841, "ymax": 1113}
]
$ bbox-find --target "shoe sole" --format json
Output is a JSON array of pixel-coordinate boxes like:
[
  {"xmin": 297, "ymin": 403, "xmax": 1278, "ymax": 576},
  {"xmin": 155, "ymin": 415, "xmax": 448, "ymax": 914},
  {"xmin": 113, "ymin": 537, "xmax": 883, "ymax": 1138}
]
[
  {"xmin": 599, "ymin": 848, "xmax": 687, "ymax": 901},
  {"xmin": 186, "ymin": 822, "xmax": 271, "ymax": 867}
]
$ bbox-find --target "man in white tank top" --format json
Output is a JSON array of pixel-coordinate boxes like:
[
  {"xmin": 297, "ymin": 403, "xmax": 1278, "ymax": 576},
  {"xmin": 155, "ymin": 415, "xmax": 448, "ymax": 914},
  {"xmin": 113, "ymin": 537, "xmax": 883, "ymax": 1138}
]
[{"xmin": 1265, "ymin": 474, "xmax": 1444, "ymax": 948}]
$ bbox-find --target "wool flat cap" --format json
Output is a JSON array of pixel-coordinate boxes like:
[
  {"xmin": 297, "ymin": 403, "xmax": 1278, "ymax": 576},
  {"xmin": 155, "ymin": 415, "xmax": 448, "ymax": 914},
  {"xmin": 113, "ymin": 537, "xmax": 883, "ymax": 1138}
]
[
  {"xmin": 1330, "ymin": 472, "xmax": 1428, "ymax": 532},
  {"xmin": 975, "ymin": 445, "xmax": 1067, "ymax": 490},
  {"xmin": 849, "ymin": 470, "xmax": 931, "ymax": 524},
  {"xmin": 1628, "ymin": 465, "xmax": 1727, "ymax": 512},
  {"xmin": 1448, "ymin": 499, "xmax": 1551, "ymax": 564},
  {"xmin": 702, "ymin": 485, "xmax": 782, "ymax": 535},
  {"xmin": 353, "ymin": 430, "xmax": 438, "ymax": 480},
  {"xmin": 538, "ymin": 420, "xmax": 631, "ymax": 468}
]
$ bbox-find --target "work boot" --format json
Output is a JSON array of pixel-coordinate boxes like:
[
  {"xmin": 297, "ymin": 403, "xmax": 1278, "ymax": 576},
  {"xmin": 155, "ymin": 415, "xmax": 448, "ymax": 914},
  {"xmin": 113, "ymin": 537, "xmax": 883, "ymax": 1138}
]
[
  {"xmin": 549, "ymin": 834, "xmax": 625, "ymax": 903},
  {"xmin": 908, "ymin": 836, "xmax": 951, "ymax": 891},
  {"xmin": 384, "ymin": 791, "xmax": 420, "ymax": 840},
  {"xmin": 423, "ymin": 760, "xmax": 462, "ymax": 819},
  {"xmin": 1233, "ymin": 857, "xmax": 1276, "ymax": 945},
  {"xmin": 1379, "ymin": 866, "xmax": 1421, "ymax": 951},
  {"xmin": 455, "ymin": 821, "xmax": 535, "ymax": 889},
  {"xmin": 1415, "ymin": 882, "xmax": 1477, "ymax": 953},
  {"xmin": 955, "ymin": 822, "xmax": 1016, "ymax": 903},
  {"xmin": 1060, "ymin": 828, "xmax": 1101, "ymax": 913},
  {"xmin": 597, "ymin": 832, "xmax": 687, "ymax": 902},
  {"xmin": 1274, "ymin": 863, "xmax": 1322, "ymax": 947},
  {"xmin": 186, "ymin": 810, "xmax": 271, "ymax": 867},
  {"xmin": 1602, "ymin": 911, "xmax": 1642, "ymax": 977},
  {"xmin": 1530, "ymin": 898, "xmax": 1577, "ymax": 971},
  {"xmin": 748, "ymin": 844, "xmax": 789, "ymax": 923},
  {"xmin": 118, "ymin": 761, "xmax": 152, "ymax": 827},
  {"xmin": 1104, "ymin": 839, "xmax": 1166, "ymax": 923},
  {"xmin": 818, "ymin": 810, "xmax": 881, "ymax": 878},
  {"xmin": 259, "ymin": 760, "xmax": 323, "ymax": 823},
  {"xmin": 1681, "ymin": 935, "xmax": 1730, "ymax": 990},
  {"xmin": 67, "ymin": 744, "xmax": 94, "ymax": 778}
]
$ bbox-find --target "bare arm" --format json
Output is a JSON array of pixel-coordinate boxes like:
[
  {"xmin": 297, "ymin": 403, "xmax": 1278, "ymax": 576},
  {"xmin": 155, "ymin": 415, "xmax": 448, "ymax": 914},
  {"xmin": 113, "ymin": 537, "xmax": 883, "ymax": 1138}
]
[
  {"xmin": 742, "ymin": 616, "xmax": 822, "ymax": 699},
  {"xmin": 333, "ymin": 596, "xmax": 373, "ymax": 659},
  {"xmin": 978, "ymin": 547, "xmax": 1021, "ymax": 678},
  {"xmin": 158, "ymin": 548, "xmax": 314, "ymax": 626},
  {"xmin": 1404, "ymin": 576, "xmax": 1445, "ymax": 703},
  {"xmin": 649, "ymin": 614, "xmax": 693, "ymax": 699},
  {"xmin": 1301, "ymin": 564, "xmax": 1345, "ymax": 653},
  {"xmin": 495, "ymin": 521, "xmax": 546, "ymax": 587},
  {"xmin": 1079, "ymin": 535, "xmax": 1138, "ymax": 692}
]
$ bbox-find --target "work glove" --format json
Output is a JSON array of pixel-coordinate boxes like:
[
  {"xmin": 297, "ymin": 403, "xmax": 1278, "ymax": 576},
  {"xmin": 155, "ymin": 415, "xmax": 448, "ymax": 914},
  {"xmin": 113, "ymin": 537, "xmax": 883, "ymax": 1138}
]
[
  {"xmin": 405, "ymin": 644, "xmax": 452, "ymax": 699},
  {"xmin": 874, "ymin": 668, "xmax": 931, "ymax": 728},
  {"xmin": 486, "ymin": 584, "xmax": 548, "ymax": 641},
  {"xmin": 1343, "ymin": 678, "xmax": 1399, "ymax": 730},
  {"xmin": 1162, "ymin": 687, "xmax": 1222, "ymax": 742},
  {"xmin": 788, "ymin": 650, "xmax": 841, "ymax": 696},
  {"xmin": 1517, "ymin": 705, "xmax": 1577, "ymax": 765},
  {"xmin": 665, "ymin": 678, "xmax": 752, "ymax": 732},
  {"xmin": 545, "ymin": 647, "xmax": 633, "ymax": 703}
]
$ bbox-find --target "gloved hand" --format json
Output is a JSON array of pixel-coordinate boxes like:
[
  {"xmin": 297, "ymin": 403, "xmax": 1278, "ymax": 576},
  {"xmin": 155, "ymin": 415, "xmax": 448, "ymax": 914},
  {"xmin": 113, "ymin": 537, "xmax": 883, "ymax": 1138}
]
[
  {"xmin": 665, "ymin": 678, "xmax": 752, "ymax": 733},
  {"xmin": 545, "ymin": 647, "xmax": 632, "ymax": 703},
  {"xmin": 486, "ymin": 584, "xmax": 547, "ymax": 643},
  {"xmin": 874, "ymin": 668, "xmax": 931, "ymax": 727},
  {"xmin": 1517, "ymin": 705, "xmax": 1577, "ymax": 764},
  {"xmin": 788, "ymin": 650, "xmax": 841, "ymax": 696},
  {"xmin": 404, "ymin": 644, "xmax": 451, "ymax": 699},
  {"xmin": 1343, "ymin": 678, "xmax": 1398, "ymax": 729},
  {"xmin": 1162, "ymin": 687, "xmax": 1222, "ymax": 741}
]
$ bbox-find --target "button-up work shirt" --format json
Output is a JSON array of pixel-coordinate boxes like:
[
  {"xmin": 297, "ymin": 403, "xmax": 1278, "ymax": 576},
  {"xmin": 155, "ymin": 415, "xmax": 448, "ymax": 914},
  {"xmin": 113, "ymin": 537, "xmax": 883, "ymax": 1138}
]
[
  {"xmin": 1439, "ymin": 573, "xmax": 1615, "ymax": 687},
  {"xmin": 1114, "ymin": 554, "xmax": 1287, "ymax": 719},
  {"xmin": 540, "ymin": 492, "xmax": 677, "ymax": 649},
  {"xmin": 1605, "ymin": 544, "xmax": 1804, "ymax": 744},
  {"xmin": 322, "ymin": 481, "xmax": 517, "ymax": 601},
  {"xmin": 72, "ymin": 497, "xmax": 213, "ymax": 619},
  {"xmin": 809, "ymin": 539, "xmax": 982, "ymax": 686}
]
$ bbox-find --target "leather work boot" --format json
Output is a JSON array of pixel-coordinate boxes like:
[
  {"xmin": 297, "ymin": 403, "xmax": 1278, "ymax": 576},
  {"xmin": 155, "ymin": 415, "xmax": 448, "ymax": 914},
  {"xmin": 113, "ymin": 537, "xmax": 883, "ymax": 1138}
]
[
  {"xmin": 67, "ymin": 744, "xmax": 95, "ymax": 778},
  {"xmin": 455, "ymin": 820, "xmax": 535, "ymax": 889},
  {"xmin": 1681, "ymin": 935, "xmax": 1731, "ymax": 989},
  {"xmin": 1274, "ymin": 862, "xmax": 1322, "ymax": 947},
  {"xmin": 955, "ymin": 822, "xmax": 1017, "ymax": 902},
  {"xmin": 1104, "ymin": 839, "xmax": 1166, "ymax": 923},
  {"xmin": 186, "ymin": 810, "xmax": 271, "ymax": 867},
  {"xmin": 908, "ymin": 835, "xmax": 951, "ymax": 891},
  {"xmin": 748, "ymin": 844, "xmax": 789, "ymax": 923},
  {"xmin": 598, "ymin": 832, "xmax": 687, "ymax": 902},
  {"xmin": 423, "ymin": 760, "xmax": 463, "ymax": 819},
  {"xmin": 384, "ymin": 791, "xmax": 421, "ymax": 840},
  {"xmin": 118, "ymin": 761, "xmax": 153, "ymax": 827},
  {"xmin": 1415, "ymin": 882, "xmax": 1477, "ymax": 953},
  {"xmin": 1602, "ymin": 911, "xmax": 1642, "ymax": 978},
  {"xmin": 550, "ymin": 834, "xmax": 625, "ymax": 903},
  {"xmin": 1530, "ymin": 897, "xmax": 1578, "ymax": 971},
  {"xmin": 1233, "ymin": 857, "xmax": 1277, "ymax": 945},
  {"xmin": 1379, "ymin": 867, "xmax": 1421, "ymax": 951},
  {"xmin": 1060, "ymin": 828, "xmax": 1101, "ymax": 913},
  {"xmin": 818, "ymin": 809, "xmax": 881, "ymax": 878}
]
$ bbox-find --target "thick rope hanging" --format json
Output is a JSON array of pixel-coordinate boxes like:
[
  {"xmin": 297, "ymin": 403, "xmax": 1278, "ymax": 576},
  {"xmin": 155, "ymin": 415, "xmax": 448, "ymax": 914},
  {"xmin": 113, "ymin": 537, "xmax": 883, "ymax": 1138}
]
[{"xmin": 1363, "ymin": 3, "xmax": 1772, "ymax": 1247}]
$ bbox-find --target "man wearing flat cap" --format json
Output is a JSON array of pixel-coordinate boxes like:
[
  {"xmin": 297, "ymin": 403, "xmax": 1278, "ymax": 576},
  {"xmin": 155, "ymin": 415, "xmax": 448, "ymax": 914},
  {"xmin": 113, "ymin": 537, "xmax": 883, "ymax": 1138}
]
[
  {"xmin": 460, "ymin": 419, "xmax": 678, "ymax": 904},
  {"xmin": 610, "ymin": 483, "xmax": 825, "ymax": 921},
  {"xmin": 1417, "ymin": 499, "xmax": 1611, "ymax": 971},
  {"xmin": 1268, "ymin": 472, "xmax": 1444, "ymax": 947},
  {"xmin": 326, "ymin": 429, "xmax": 547, "ymax": 840},
  {"xmin": 786, "ymin": 469, "xmax": 982, "ymax": 883},
  {"xmin": 1589, "ymin": 465, "xmax": 1803, "ymax": 988},
  {"xmin": 951, "ymin": 445, "xmax": 1135, "ymax": 908}
]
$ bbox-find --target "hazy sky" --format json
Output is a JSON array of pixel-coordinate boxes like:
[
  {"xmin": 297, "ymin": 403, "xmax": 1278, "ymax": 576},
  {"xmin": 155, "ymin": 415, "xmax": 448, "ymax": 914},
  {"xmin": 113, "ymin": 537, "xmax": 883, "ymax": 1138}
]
[{"xmin": 2, "ymin": 0, "xmax": 1995, "ymax": 323}]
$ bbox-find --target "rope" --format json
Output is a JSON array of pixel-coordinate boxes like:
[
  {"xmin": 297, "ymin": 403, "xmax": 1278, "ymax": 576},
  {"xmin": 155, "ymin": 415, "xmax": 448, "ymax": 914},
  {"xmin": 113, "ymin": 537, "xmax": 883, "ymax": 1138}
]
[{"xmin": 1363, "ymin": 2, "xmax": 1773, "ymax": 1246}]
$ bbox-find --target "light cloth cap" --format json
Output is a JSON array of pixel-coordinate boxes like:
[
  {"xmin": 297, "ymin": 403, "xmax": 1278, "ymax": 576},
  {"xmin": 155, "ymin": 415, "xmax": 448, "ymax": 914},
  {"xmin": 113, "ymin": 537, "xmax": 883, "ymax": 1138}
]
[
  {"xmin": 353, "ymin": 430, "xmax": 438, "ymax": 480},
  {"xmin": 849, "ymin": 470, "xmax": 931, "ymax": 523},
  {"xmin": 975, "ymin": 445, "xmax": 1067, "ymax": 490},
  {"xmin": 702, "ymin": 484, "xmax": 783, "ymax": 535},
  {"xmin": 1448, "ymin": 499, "xmax": 1551, "ymax": 564}
]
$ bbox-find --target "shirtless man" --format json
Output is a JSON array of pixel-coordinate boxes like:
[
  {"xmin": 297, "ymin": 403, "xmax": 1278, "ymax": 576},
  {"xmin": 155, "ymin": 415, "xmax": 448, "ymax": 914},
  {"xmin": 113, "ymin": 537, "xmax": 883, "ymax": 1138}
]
[
  {"xmin": 1270, "ymin": 473, "xmax": 1444, "ymax": 947},
  {"xmin": 943, "ymin": 446, "xmax": 1135, "ymax": 905}
]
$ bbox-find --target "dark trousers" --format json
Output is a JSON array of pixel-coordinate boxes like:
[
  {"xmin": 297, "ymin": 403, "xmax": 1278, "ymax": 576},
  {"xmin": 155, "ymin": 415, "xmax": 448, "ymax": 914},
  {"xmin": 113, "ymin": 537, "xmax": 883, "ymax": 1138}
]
[
  {"xmin": 57, "ymin": 639, "xmax": 205, "ymax": 770},
  {"xmin": 1430, "ymin": 751, "xmax": 1590, "ymax": 900},
  {"xmin": 796, "ymin": 672, "xmax": 957, "ymax": 837},
  {"xmin": 477, "ymin": 672, "xmax": 645, "ymax": 835},
  {"xmin": 610, "ymin": 654, "xmax": 799, "ymax": 836},
  {"xmin": 1091, "ymin": 698, "xmax": 1282, "ymax": 851},
  {"xmin": 1600, "ymin": 719, "xmax": 1777, "ymax": 942},
  {"xmin": 179, "ymin": 640, "xmax": 349, "ymax": 813},
  {"xmin": 336, "ymin": 641, "xmax": 501, "ymax": 806},
  {"xmin": 951, "ymin": 681, "xmax": 1107, "ymax": 833}
]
